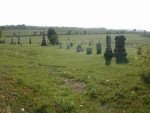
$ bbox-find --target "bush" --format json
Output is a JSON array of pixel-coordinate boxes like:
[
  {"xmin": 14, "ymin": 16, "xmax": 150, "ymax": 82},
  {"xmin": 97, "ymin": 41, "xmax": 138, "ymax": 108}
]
[{"xmin": 47, "ymin": 28, "xmax": 58, "ymax": 45}]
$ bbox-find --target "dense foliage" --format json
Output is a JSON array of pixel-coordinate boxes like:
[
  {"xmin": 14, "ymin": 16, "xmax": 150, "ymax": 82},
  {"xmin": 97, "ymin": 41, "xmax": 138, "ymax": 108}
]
[{"xmin": 47, "ymin": 28, "xmax": 58, "ymax": 45}]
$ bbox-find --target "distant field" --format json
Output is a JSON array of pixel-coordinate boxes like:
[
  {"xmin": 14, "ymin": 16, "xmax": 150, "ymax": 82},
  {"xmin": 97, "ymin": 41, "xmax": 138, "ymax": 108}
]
[{"xmin": 0, "ymin": 34, "xmax": 150, "ymax": 113}]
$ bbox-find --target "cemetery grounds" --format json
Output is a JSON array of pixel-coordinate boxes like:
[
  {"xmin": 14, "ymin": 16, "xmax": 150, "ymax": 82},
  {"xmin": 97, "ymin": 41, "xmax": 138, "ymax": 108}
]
[{"xmin": 0, "ymin": 34, "xmax": 150, "ymax": 113}]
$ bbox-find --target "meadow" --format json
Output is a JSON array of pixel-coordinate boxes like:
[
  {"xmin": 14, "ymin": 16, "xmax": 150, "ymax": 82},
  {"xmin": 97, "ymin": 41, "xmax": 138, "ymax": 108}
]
[{"xmin": 0, "ymin": 34, "xmax": 150, "ymax": 113}]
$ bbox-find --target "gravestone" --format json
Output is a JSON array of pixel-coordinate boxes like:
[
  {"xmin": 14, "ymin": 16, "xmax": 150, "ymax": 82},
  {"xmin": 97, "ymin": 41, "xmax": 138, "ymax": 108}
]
[
  {"xmin": 114, "ymin": 35, "xmax": 127, "ymax": 63},
  {"xmin": 29, "ymin": 37, "xmax": 31, "ymax": 44},
  {"xmin": 70, "ymin": 42, "xmax": 73, "ymax": 47},
  {"xmin": 17, "ymin": 37, "xmax": 21, "ymax": 44},
  {"xmin": 10, "ymin": 38, "xmax": 14, "ymax": 44},
  {"xmin": 96, "ymin": 43, "xmax": 102, "ymax": 54},
  {"xmin": 104, "ymin": 35, "xmax": 113, "ymax": 65},
  {"xmin": 87, "ymin": 47, "xmax": 92, "ymax": 55},
  {"xmin": 104, "ymin": 35, "xmax": 113, "ymax": 58},
  {"xmin": 41, "ymin": 32, "xmax": 46, "ymax": 46},
  {"xmin": 77, "ymin": 45, "xmax": 83, "ymax": 52}
]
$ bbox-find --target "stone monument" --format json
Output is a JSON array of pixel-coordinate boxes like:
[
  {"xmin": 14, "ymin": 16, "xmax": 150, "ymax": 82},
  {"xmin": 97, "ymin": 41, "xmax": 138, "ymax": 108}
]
[
  {"xmin": 41, "ymin": 32, "xmax": 46, "ymax": 46},
  {"xmin": 96, "ymin": 43, "xmax": 102, "ymax": 54},
  {"xmin": 114, "ymin": 35, "xmax": 127, "ymax": 63},
  {"xmin": 104, "ymin": 35, "xmax": 113, "ymax": 58},
  {"xmin": 87, "ymin": 47, "xmax": 92, "ymax": 55}
]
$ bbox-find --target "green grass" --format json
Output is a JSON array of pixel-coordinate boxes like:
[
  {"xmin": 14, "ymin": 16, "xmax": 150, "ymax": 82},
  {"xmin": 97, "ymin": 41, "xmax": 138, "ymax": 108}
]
[{"xmin": 0, "ymin": 34, "xmax": 150, "ymax": 113}]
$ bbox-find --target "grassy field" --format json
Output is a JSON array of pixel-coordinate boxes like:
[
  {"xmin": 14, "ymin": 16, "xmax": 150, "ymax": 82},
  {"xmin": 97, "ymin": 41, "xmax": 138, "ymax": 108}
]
[{"xmin": 0, "ymin": 34, "xmax": 150, "ymax": 113}]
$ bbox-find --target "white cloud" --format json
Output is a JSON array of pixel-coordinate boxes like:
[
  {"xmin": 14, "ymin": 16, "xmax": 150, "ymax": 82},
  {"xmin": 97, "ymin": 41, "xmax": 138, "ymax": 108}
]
[{"xmin": 0, "ymin": 0, "xmax": 150, "ymax": 30}]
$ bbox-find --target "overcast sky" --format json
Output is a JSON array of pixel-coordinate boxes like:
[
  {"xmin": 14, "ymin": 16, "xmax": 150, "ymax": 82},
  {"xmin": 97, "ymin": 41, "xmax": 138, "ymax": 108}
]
[{"xmin": 0, "ymin": 0, "xmax": 150, "ymax": 30}]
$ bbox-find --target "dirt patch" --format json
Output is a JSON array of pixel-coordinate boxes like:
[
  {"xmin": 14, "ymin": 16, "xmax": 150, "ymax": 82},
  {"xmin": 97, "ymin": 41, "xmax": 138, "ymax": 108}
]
[{"xmin": 64, "ymin": 79, "xmax": 86, "ymax": 93}]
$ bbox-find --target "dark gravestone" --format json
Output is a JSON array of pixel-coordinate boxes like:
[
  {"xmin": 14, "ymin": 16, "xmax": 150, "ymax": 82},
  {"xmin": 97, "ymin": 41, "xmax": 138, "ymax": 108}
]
[
  {"xmin": 96, "ymin": 43, "xmax": 102, "ymax": 54},
  {"xmin": 70, "ymin": 42, "xmax": 73, "ymax": 47},
  {"xmin": 41, "ymin": 32, "xmax": 46, "ymax": 46},
  {"xmin": 29, "ymin": 37, "xmax": 32, "ymax": 44},
  {"xmin": 87, "ymin": 47, "xmax": 92, "ymax": 55},
  {"xmin": 104, "ymin": 35, "xmax": 113, "ymax": 58},
  {"xmin": 104, "ymin": 35, "xmax": 113, "ymax": 65},
  {"xmin": 114, "ymin": 35, "xmax": 128, "ymax": 63},
  {"xmin": 77, "ymin": 45, "xmax": 83, "ymax": 52},
  {"xmin": 10, "ymin": 38, "xmax": 14, "ymax": 44},
  {"xmin": 17, "ymin": 37, "xmax": 21, "ymax": 44}
]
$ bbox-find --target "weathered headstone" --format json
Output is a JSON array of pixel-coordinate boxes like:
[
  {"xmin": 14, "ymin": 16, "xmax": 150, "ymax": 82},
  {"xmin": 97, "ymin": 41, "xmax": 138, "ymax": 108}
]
[
  {"xmin": 104, "ymin": 35, "xmax": 113, "ymax": 58},
  {"xmin": 114, "ymin": 35, "xmax": 127, "ymax": 63},
  {"xmin": 87, "ymin": 47, "xmax": 92, "ymax": 55},
  {"xmin": 41, "ymin": 32, "xmax": 46, "ymax": 46},
  {"xmin": 77, "ymin": 45, "xmax": 83, "ymax": 52},
  {"xmin": 10, "ymin": 38, "xmax": 14, "ymax": 44},
  {"xmin": 104, "ymin": 35, "xmax": 113, "ymax": 65},
  {"xmin": 29, "ymin": 37, "xmax": 31, "ymax": 44},
  {"xmin": 96, "ymin": 43, "xmax": 102, "ymax": 54}
]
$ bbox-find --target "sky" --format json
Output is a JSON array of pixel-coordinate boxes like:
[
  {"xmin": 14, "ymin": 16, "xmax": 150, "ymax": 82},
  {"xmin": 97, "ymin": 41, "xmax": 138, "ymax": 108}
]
[{"xmin": 0, "ymin": 0, "xmax": 150, "ymax": 30}]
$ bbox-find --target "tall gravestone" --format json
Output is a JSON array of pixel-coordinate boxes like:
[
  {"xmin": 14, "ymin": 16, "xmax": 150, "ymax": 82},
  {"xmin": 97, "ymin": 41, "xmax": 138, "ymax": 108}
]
[
  {"xmin": 104, "ymin": 35, "xmax": 113, "ymax": 58},
  {"xmin": 96, "ymin": 43, "xmax": 102, "ymax": 54},
  {"xmin": 41, "ymin": 32, "xmax": 46, "ymax": 46},
  {"xmin": 114, "ymin": 35, "xmax": 127, "ymax": 63},
  {"xmin": 104, "ymin": 35, "xmax": 113, "ymax": 65}
]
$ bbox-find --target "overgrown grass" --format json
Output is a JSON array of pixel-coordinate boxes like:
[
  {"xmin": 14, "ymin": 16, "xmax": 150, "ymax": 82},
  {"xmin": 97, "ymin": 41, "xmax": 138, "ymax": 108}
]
[{"xmin": 0, "ymin": 34, "xmax": 150, "ymax": 113}]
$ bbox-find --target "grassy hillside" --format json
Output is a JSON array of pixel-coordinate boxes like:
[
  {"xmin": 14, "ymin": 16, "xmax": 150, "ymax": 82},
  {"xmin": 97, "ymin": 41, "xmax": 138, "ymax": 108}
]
[{"xmin": 0, "ymin": 34, "xmax": 150, "ymax": 113}]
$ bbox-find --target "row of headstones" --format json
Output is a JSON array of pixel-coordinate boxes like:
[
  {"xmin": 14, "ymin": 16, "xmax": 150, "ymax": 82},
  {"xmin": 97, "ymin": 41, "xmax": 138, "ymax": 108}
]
[
  {"xmin": 62, "ymin": 41, "xmax": 101, "ymax": 54},
  {"xmin": 76, "ymin": 43, "xmax": 102, "ymax": 55},
  {"xmin": 10, "ymin": 37, "xmax": 32, "ymax": 45},
  {"xmin": 10, "ymin": 32, "xmax": 45, "ymax": 45}
]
